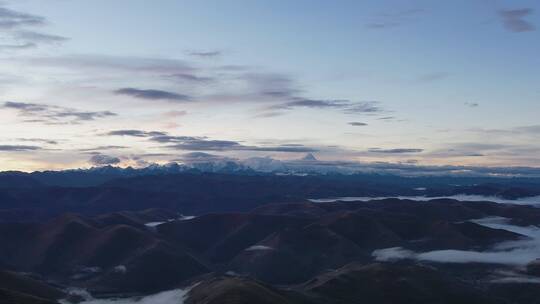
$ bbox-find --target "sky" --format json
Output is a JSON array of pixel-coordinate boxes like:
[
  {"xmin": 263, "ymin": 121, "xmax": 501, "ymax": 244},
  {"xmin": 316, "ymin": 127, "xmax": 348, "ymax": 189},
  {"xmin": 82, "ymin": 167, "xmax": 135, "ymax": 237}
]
[{"xmin": 0, "ymin": 0, "xmax": 539, "ymax": 171}]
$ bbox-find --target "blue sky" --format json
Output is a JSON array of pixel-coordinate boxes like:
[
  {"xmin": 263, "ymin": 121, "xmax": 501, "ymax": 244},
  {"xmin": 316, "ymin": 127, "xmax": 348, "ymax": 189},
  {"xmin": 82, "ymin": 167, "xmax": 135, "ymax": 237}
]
[{"xmin": 0, "ymin": 0, "xmax": 539, "ymax": 171}]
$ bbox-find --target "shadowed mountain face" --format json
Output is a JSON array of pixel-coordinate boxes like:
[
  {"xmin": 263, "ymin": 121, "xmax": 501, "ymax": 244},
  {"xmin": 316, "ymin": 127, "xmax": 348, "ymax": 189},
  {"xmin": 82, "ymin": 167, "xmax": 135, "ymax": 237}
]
[
  {"xmin": 156, "ymin": 200, "xmax": 529, "ymax": 285},
  {"xmin": 0, "ymin": 270, "xmax": 64, "ymax": 304},
  {"xmin": 1, "ymin": 171, "xmax": 540, "ymax": 223},
  {"xmin": 301, "ymin": 263, "xmax": 506, "ymax": 304},
  {"xmin": 2, "ymin": 198, "xmax": 540, "ymax": 303},
  {"xmin": 0, "ymin": 210, "xmax": 209, "ymax": 296},
  {"xmin": 185, "ymin": 276, "xmax": 297, "ymax": 304},
  {"xmin": 2, "ymin": 174, "xmax": 540, "ymax": 304}
]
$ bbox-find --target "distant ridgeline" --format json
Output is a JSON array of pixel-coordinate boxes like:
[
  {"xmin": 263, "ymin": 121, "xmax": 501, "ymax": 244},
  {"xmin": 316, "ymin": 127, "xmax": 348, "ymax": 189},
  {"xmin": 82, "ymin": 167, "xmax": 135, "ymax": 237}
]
[{"xmin": 0, "ymin": 164, "xmax": 539, "ymax": 222}]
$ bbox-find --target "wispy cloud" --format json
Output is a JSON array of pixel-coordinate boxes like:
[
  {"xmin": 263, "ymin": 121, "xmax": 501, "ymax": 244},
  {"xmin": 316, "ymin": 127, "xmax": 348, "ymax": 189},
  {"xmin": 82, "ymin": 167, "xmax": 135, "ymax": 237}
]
[
  {"xmin": 13, "ymin": 30, "xmax": 68, "ymax": 44},
  {"xmin": 103, "ymin": 129, "xmax": 167, "ymax": 137},
  {"xmin": 0, "ymin": 5, "xmax": 68, "ymax": 50},
  {"xmin": 348, "ymin": 122, "xmax": 368, "ymax": 126},
  {"xmin": 188, "ymin": 50, "xmax": 221, "ymax": 57},
  {"xmin": 268, "ymin": 99, "xmax": 384, "ymax": 115},
  {"xmin": 16, "ymin": 138, "xmax": 58, "ymax": 145},
  {"xmin": 175, "ymin": 152, "xmax": 233, "ymax": 163},
  {"xmin": 89, "ymin": 154, "xmax": 121, "ymax": 166},
  {"xmin": 27, "ymin": 55, "xmax": 195, "ymax": 74},
  {"xmin": 22, "ymin": 54, "xmax": 384, "ymax": 118},
  {"xmin": 0, "ymin": 42, "xmax": 36, "ymax": 50},
  {"xmin": 426, "ymin": 142, "xmax": 510, "ymax": 158},
  {"xmin": 170, "ymin": 73, "xmax": 214, "ymax": 83},
  {"xmin": 368, "ymin": 148, "xmax": 424, "ymax": 154},
  {"xmin": 0, "ymin": 144, "xmax": 41, "ymax": 151},
  {"xmin": 499, "ymin": 8, "xmax": 535, "ymax": 32},
  {"xmin": 0, "ymin": 6, "xmax": 45, "ymax": 29},
  {"xmin": 162, "ymin": 137, "xmax": 318, "ymax": 152},
  {"xmin": 116, "ymin": 131, "xmax": 321, "ymax": 153},
  {"xmin": 79, "ymin": 145, "xmax": 128, "ymax": 152},
  {"xmin": 2, "ymin": 101, "xmax": 116, "ymax": 124},
  {"xmin": 114, "ymin": 88, "xmax": 192, "ymax": 102}
]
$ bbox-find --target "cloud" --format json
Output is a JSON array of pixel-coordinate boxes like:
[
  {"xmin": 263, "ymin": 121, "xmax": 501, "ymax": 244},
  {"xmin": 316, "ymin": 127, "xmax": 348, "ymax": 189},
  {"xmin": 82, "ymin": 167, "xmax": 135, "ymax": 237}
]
[
  {"xmin": 470, "ymin": 125, "xmax": 540, "ymax": 138},
  {"xmin": 426, "ymin": 142, "xmax": 513, "ymax": 158},
  {"xmin": 368, "ymin": 148, "xmax": 424, "ymax": 154},
  {"xmin": 63, "ymin": 288, "xmax": 189, "ymax": 304},
  {"xmin": 170, "ymin": 73, "xmax": 214, "ymax": 83},
  {"xmin": 16, "ymin": 138, "xmax": 58, "ymax": 145},
  {"xmin": 254, "ymin": 111, "xmax": 283, "ymax": 118},
  {"xmin": 499, "ymin": 9, "xmax": 535, "ymax": 32},
  {"xmin": 0, "ymin": 5, "xmax": 68, "ymax": 51},
  {"xmin": 312, "ymin": 195, "xmax": 540, "ymax": 206},
  {"xmin": 79, "ymin": 145, "xmax": 128, "ymax": 152},
  {"xmin": 13, "ymin": 30, "xmax": 68, "ymax": 44},
  {"xmin": 271, "ymin": 99, "xmax": 350, "ymax": 110},
  {"xmin": 148, "ymin": 133, "xmax": 318, "ymax": 153},
  {"xmin": 53, "ymin": 111, "xmax": 116, "ymax": 121},
  {"xmin": 114, "ymin": 88, "xmax": 191, "ymax": 102},
  {"xmin": 0, "ymin": 6, "xmax": 45, "ymax": 29},
  {"xmin": 189, "ymin": 50, "xmax": 221, "ymax": 57},
  {"xmin": 373, "ymin": 217, "xmax": 540, "ymax": 266},
  {"xmin": 168, "ymin": 140, "xmax": 318, "ymax": 152},
  {"xmin": 104, "ymin": 130, "xmax": 167, "ymax": 137},
  {"xmin": 348, "ymin": 122, "xmax": 368, "ymax": 126},
  {"xmin": 133, "ymin": 153, "xmax": 172, "ymax": 159},
  {"xmin": 175, "ymin": 152, "xmax": 233, "ymax": 163},
  {"xmin": 24, "ymin": 54, "xmax": 380, "ymax": 118},
  {"xmin": 245, "ymin": 245, "xmax": 274, "ymax": 251},
  {"xmin": 243, "ymin": 73, "xmax": 301, "ymax": 98},
  {"xmin": 250, "ymin": 145, "xmax": 318, "ymax": 153},
  {"xmin": 0, "ymin": 42, "xmax": 36, "ymax": 50},
  {"xmin": 2, "ymin": 101, "xmax": 116, "ymax": 124},
  {"xmin": 372, "ymin": 247, "xmax": 416, "ymax": 261},
  {"xmin": 3, "ymin": 101, "xmax": 47, "ymax": 111},
  {"xmin": 180, "ymin": 152, "xmax": 221, "ymax": 159},
  {"xmin": 89, "ymin": 154, "xmax": 121, "ymax": 166},
  {"xmin": 344, "ymin": 101, "xmax": 383, "ymax": 114},
  {"xmin": 166, "ymin": 139, "xmax": 239, "ymax": 151},
  {"xmin": 268, "ymin": 99, "xmax": 384, "ymax": 115},
  {"xmin": 516, "ymin": 125, "xmax": 540, "ymax": 132},
  {"xmin": 0, "ymin": 144, "xmax": 41, "ymax": 151},
  {"xmin": 27, "ymin": 55, "xmax": 195, "ymax": 75},
  {"xmin": 148, "ymin": 135, "xmax": 200, "ymax": 143}
]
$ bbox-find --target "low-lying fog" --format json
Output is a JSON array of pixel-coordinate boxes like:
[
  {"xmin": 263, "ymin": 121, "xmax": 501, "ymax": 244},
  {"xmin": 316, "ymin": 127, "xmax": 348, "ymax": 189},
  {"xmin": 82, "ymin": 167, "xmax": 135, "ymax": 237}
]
[
  {"xmin": 373, "ymin": 217, "xmax": 540, "ymax": 267},
  {"xmin": 60, "ymin": 288, "xmax": 189, "ymax": 304},
  {"xmin": 310, "ymin": 194, "xmax": 540, "ymax": 206}
]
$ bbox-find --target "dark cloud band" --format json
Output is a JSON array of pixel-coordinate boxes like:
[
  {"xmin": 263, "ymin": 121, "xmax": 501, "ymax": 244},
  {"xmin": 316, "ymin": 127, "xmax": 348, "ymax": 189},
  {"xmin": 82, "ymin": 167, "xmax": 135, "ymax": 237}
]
[
  {"xmin": 114, "ymin": 88, "xmax": 191, "ymax": 102},
  {"xmin": 2, "ymin": 101, "xmax": 116, "ymax": 124}
]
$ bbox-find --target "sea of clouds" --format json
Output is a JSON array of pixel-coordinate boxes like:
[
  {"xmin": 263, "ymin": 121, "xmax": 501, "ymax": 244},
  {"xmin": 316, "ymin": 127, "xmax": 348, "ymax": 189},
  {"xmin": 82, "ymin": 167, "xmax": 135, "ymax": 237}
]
[
  {"xmin": 309, "ymin": 194, "xmax": 540, "ymax": 206},
  {"xmin": 372, "ymin": 217, "xmax": 540, "ymax": 266},
  {"xmin": 60, "ymin": 288, "xmax": 189, "ymax": 304}
]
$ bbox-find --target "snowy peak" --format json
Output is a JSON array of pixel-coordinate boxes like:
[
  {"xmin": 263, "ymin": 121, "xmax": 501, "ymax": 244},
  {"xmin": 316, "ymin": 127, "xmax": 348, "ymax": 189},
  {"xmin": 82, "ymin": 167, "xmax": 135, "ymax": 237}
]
[{"xmin": 301, "ymin": 153, "xmax": 318, "ymax": 161}]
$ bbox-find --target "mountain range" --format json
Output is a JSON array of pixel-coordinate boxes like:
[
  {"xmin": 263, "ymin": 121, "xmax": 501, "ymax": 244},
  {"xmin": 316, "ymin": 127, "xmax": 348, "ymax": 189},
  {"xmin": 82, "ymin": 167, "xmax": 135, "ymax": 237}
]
[{"xmin": 1, "ymin": 167, "xmax": 540, "ymax": 303}]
